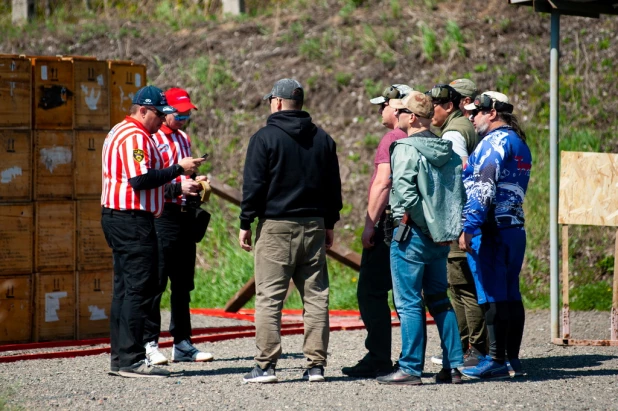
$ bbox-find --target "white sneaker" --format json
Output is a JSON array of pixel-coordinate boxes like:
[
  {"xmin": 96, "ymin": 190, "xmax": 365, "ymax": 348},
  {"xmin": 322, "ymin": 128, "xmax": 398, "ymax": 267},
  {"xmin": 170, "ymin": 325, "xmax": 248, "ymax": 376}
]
[
  {"xmin": 430, "ymin": 354, "xmax": 443, "ymax": 366},
  {"xmin": 172, "ymin": 340, "xmax": 214, "ymax": 362},
  {"xmin": 145, "ymin": 341, "xmax": 168, "ymax": 365}
]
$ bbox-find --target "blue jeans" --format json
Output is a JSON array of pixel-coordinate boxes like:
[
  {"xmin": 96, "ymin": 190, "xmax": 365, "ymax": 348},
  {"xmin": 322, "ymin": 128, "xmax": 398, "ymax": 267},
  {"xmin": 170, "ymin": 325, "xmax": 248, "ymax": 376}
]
[{"xmin": 390, "ymin": 225, "xmax": 464, "ymax": 376}]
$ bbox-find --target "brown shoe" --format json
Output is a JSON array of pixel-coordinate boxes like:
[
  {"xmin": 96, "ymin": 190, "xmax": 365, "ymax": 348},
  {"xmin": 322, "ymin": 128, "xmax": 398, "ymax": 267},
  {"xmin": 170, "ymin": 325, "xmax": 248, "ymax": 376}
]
[
  {"xmin": 376, "ymin": 369, "xmax": 422, "ymax": 385},
  {"xmin": 435, "ymin": 368, "xmax": 463, "ymax": 384}
]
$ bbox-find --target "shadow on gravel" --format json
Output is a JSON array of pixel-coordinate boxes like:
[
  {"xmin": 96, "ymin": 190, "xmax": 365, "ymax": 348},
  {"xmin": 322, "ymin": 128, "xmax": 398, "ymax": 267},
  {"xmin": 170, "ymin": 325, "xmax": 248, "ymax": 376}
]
[
  {"xmin": 215, "ymin": 352, "xmax": 305, "ymax": 362},
  {"xmin": 521, "ymin": 354, "xmax": 618, "ymax": 381}
]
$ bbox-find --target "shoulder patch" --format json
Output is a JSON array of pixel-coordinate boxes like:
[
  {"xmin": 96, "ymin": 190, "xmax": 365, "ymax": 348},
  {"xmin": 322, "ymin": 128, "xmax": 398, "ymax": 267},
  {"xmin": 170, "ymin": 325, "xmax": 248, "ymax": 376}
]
[{"xmin": 133, "ymin": 149, "xmax": 145, "ymax": 162}]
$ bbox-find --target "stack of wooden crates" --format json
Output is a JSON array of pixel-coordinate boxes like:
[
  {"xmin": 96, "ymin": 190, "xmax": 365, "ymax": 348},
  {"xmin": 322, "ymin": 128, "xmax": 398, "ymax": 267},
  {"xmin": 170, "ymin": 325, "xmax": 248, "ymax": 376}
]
[{"xmin": 0, "ymin": 55, "xmax": 147, "ymax": 343}]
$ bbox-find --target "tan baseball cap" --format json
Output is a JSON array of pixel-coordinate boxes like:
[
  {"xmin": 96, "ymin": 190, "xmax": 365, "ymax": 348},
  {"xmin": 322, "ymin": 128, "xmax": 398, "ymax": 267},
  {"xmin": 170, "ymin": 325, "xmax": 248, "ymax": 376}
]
[
  {"xmin": 463, "ymin": 91, "xmax": 512, "ymax": 113},
  {"xmin": 389, "ymin": 91, "xmax": 434, "ymax": 119},
  {"xmin": 449, "ymin": 78, "xmax": 479, "ymax": 99}
]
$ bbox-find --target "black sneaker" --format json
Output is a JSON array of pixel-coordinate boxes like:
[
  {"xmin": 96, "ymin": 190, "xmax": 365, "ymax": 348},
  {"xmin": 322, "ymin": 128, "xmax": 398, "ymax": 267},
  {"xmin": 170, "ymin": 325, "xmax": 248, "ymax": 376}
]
[
  {"xmin": 342, "ymin": 360, "xmax": 393, "ymax": 378},
  {"xmin": 376, "ymin": 369, "xmax": 422, "ymax": 386},
  {"xmin": 243, "ymin": 364, "xmax": 278, "ymax": 383},
  {"xmin": 118, "ymin": 360, "xmax": 170, "ymax": 378},
  {"xmin": 302, "ymin": 365, "xmax": 325, "ymax": 382},
  {"xmin": 435, "ymin": 368, "xmax": 463, "ymax": 384}
]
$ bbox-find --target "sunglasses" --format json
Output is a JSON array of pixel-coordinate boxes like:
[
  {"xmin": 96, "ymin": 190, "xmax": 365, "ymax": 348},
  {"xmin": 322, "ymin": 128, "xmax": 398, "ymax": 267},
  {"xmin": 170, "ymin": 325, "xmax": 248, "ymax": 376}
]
[
  {"xmin": 473, "ymin": 94, "xmax": 514, "ymax": 113},
  {"xmin": 174, "ymin": 114, "xmax": 191, "ymax": 121},
  {"xmin": 144, "ymin": 106, "xmax": 166, "ymax": 119},
  {"xmin": 395, "ymin": 108, "xmax": 412, "ymax": 115}
]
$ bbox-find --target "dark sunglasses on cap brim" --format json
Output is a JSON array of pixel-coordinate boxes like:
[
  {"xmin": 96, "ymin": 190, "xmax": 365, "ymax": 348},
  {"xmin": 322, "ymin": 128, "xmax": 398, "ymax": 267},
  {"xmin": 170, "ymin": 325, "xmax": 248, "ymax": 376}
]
[{"xmin": 473, "ymin": 94, "xmax": 514, "ymax": 113}]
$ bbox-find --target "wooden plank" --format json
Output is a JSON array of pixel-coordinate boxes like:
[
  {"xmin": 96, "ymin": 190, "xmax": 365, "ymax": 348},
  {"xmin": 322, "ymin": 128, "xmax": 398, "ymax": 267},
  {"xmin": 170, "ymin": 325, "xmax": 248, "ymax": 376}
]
[
  {"xmin": 561, "ymin": 225, "xmax": 570, "ymax": 339},
  {"xmin": 553, "ymin": 338, "xmax": 618, "ymax": 347},
  {"xmin": 0, "ymin": 274, "xmax": 33, "ymax": 344},
  {"xmin": 224, "ymin": 277, "xmax": 255, "ymax": 312},
  {"xmin": 73, "ymin": 59, "xmax": 110, "ymax": 130},
  {"xmin": 559, "ymin": 151, "xmax": 618, "ymax": 227},
  {"xmin": 108, "ymin": 61, "xmax": 146, "ymax": 126},
  {"xmin": 0, "ymin": 204, "xmax": 33, "ymax": 275},
  {"xmin": 76, "ymin": 200, "xmax": 112, "ymax": 271},
  {"xmin": 0, "ymin": 54, "xmax": 31, "ymax": 128},
  {"xmin": 0, "ymin": 130, "xmax": 32, "ymax": 202},
  {"xmin": 34, "ymin": 130, "xmax": 74, "ymax": 200},
  {"xmin": 32, "ymin": 57, "xmax": 74, "ymax": 129},
  {"xmin": 77, "ymin": 270, "xmax": 112, "ymax": 339},
  {"xmin": 74, "ymin": 131, "xmax": 105, "ymax": 199},
  {"xmin": 35, "ymin": 201, "xmax": 76, "ymax": 273},
  {"xmin": 34, "ymin": 272, "xmax": 75, "ymax": 341}
]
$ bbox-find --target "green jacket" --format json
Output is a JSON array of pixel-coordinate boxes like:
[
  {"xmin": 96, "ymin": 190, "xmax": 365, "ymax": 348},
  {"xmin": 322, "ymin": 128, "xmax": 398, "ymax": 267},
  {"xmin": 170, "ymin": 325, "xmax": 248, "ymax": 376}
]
[
  {"xmin": 389, "ymin": 130, "xmax": 465, "ymax": 242},
  {"xmin": 440, "ymin": 110, "xmax": 479, "ymax": 155}
]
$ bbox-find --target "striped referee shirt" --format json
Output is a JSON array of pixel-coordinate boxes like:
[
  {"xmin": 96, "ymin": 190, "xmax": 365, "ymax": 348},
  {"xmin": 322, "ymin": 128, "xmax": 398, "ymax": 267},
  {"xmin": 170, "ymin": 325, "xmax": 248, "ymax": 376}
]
[
  {"xmin": 151, "ymin": 124, "xmax": 192, "ymax": 206},
  {"xmin": 101, "ymin": 116, "xmax": 165, "ymax": 217}
]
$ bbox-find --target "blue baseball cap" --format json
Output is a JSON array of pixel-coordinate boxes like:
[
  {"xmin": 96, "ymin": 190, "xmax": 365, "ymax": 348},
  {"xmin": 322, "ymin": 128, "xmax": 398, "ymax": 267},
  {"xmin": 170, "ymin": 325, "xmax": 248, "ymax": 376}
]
[{"xmin": 132, "ymin": 86, "xmax": 177, "ymax": 114}]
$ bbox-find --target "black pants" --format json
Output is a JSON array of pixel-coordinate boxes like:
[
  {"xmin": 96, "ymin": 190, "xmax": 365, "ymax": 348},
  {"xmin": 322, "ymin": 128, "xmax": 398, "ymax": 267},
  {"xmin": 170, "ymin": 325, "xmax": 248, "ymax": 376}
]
[
  {"xmin": 484, "ymin": 301, "xmax": 525, "ymax": 362},
  {"xmin": 101, "ymin": 208, "xmax": 159, "ymax": 369},
  {"xmin": 143, "ymin": 204, "xmax": 197, "ymax": 345},
  {"xmin": 357, "ymin": 227, "xmax": 394, "ymax": 368}
]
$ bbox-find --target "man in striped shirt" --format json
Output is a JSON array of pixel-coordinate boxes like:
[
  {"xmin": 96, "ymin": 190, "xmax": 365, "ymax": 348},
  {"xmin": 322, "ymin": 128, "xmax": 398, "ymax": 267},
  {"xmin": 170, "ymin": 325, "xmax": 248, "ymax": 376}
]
[
  {"xmin": 143, "ymin": 88, "xmax": 214, "ymax": 365},
  {"xmin": 101, "ymin": 85, "xmax": 203, "ymax": 378}
]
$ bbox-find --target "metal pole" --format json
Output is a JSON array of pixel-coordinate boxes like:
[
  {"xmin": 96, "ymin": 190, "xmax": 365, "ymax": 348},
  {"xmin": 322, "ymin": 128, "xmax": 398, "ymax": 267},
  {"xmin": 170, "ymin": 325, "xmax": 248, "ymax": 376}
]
[{"xmin": 549, "ymin": 11, "xmax": 561, "ymax": 341}]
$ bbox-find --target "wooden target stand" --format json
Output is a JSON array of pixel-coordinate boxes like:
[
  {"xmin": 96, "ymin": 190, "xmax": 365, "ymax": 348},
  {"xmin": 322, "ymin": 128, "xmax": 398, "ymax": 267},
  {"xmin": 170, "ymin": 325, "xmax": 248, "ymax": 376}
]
[{"xmin": 557, "ymin": 151, "xmax": 618, "ymax": 346}]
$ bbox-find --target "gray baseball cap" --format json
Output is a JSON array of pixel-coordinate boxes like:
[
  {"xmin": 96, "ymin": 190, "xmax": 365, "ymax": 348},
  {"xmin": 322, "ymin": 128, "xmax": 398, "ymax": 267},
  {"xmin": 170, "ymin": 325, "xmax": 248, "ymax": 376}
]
[
  {"xmin": 263, "ymin": 78, "xmax": 304, "ymax": 101},
  {"xmin": 370, "ymin": 84, "xmax": 414, "ymax": 105},
  {"xmin": 449, "ymin": 78, "xmax": 479, "ymax": 99}
]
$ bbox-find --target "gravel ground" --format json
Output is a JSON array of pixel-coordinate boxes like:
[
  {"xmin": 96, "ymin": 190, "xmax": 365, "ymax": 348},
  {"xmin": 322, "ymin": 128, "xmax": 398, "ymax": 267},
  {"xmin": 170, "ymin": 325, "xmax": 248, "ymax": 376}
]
[{"xmin": 1, "ymin": 310, "xmax": 617, "ymax": 410}]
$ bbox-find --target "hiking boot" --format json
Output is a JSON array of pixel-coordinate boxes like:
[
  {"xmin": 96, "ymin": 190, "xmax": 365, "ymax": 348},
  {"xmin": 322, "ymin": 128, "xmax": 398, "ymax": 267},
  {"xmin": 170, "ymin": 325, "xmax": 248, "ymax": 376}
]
[
  {"xmin": 507, "ymin": 358, "xmax": 525, "ymax": 378},
  {"xmin": 243, "ymin": 364, "xmax": 278, "ymax": 383},
  {"xmin": 435, "ymin": 368, "xmax": 463, "ymax": 384},
  {"xmin": 430, "ymin": 354, "xmax": 443, "ymax": 366},
  {"xmin": 172, "ymin": 340, "xmax": 214, "ymax": 363},
  {"xmin": 342, "ymin": 360, "xmax": 392, "ymax": 378},
  {"xmin": 145, "ymin": 341, "xmax": 168, "ymax": 365},
  {"xmin": 376, "ymin": 369, "xmax": 422, "ymax": 386},
  {"xmin": 302, "ymin": 365, "xmax": 325, "ymax": 382},
  {"xmin": 461, "ymin": 356, "xmax": 510, "ymax": 380},
  {"xmin": 463, "ymin": 347, "xmax": 485, "ymax": 367},
  {"xmin": 118, "ymin": 359, "xmax": 171, "ymax": 378}
]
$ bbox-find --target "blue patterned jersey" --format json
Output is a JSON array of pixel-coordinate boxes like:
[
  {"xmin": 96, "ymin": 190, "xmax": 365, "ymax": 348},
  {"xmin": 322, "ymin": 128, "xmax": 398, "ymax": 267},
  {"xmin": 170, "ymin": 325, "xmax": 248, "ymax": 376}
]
[{"xmin": 462, "ymin": 126, "xmax": 532, "ymax": 233}]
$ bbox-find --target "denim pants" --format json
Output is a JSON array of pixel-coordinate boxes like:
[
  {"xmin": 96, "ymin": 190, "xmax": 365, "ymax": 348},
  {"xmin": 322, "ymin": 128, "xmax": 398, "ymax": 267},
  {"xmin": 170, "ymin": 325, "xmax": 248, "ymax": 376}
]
[{"xmin": 390, "ymin": 225, "xmax": 464, "ymax": 376}]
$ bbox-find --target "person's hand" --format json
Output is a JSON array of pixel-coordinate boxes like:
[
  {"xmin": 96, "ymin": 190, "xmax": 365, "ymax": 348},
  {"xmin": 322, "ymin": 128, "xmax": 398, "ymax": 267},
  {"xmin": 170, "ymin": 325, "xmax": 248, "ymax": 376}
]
[
  {"xmin": 361, "ymin": 225, "xmax": 375, "ymax": 249},
  {"xmin": 458, "ymin": 231, "xmax": 473, "ymax": 253},
  {"xmin": 325, "ymin": 229, "xmax": 334, "ymax": 250},
  {"xmin": 178, "ymin": 157, "xmax": 205, "ymax": 175},
  {"xmin": 195, "ymin": 175, "xmax": 209, "ymax": 183},
  {"xmin": 239, "ymin": 229, "xmax": 252, "ymax": 252},
  {"xmin": 181, "ymin": 179, "xmax": 201, "ymax": 196}
]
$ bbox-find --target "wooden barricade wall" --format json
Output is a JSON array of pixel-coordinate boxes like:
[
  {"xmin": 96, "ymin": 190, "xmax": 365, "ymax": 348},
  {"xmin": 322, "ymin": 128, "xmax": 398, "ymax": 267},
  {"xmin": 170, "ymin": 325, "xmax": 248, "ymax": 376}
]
[
  {"xmin": 72, "ymin": 58, "xmax": 110, "ymax": 130},
  {"xmin": 77, "ymin": 270, "xmax": 112, "ymax": 339},
  {"xmin": 109, "ymin": 61, "xmax": 146, "ymax": 125},
  {"xmin": 33, "ymin": 130, "xmax": 74, "ymax": 200},
  {"xmin": 0, "ymin": 274, "xmax": 33, "ymax": 343},
  {"xmin": 0, "ymin": 54, "xmax": 32, "ymax": 129},
  {"xmin": 0, "ymin": 130, "xmax": 32, "ymax": 202},
  {"xmin": 32, "ymin": 57, "xmax": 74, "ymax": 130}
]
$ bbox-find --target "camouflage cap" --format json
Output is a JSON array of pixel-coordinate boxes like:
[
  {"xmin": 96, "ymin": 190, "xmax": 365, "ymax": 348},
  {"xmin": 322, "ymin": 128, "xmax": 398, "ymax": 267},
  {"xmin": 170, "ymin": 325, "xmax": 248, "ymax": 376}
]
[
  {"xmin": 263, "ymin": 78, "xmax": 304, "ymax": 101},
  {"xmin": 449, "ymin": 78, "xmax": 479, "ymax": 99},
  {"xmin": 370, "ymin": 84, "xmax": 414, "ymax": 105},
  {"xmin": 389, "ymin": 91, "xmax": 434, "ymax": 119}
]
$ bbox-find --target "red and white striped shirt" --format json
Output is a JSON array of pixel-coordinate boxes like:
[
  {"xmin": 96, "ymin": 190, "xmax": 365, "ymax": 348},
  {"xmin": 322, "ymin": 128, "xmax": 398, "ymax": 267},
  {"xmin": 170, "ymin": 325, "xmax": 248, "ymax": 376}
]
[
  {"xmin": 101, "ymin": 116, "xmax": 165, "ymax": 217},
  {"xmin": 151, "ymin": 124, "xmax": 193, "ymax": 206}
]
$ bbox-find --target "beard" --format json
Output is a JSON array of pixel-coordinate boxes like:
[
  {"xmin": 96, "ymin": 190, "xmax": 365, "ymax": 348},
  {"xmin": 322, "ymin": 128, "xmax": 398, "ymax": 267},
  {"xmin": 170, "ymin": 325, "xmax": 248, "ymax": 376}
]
[{"xmin": 476, "ymin": 119, "xmax": 490, "ymax": 137}]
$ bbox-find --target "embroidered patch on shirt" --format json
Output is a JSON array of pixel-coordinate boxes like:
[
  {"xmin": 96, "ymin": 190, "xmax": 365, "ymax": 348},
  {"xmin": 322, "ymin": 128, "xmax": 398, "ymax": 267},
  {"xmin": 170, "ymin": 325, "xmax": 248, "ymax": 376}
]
[{"xmin": 133, "ymin": 149, "xmax": 145, "ymax": 162}]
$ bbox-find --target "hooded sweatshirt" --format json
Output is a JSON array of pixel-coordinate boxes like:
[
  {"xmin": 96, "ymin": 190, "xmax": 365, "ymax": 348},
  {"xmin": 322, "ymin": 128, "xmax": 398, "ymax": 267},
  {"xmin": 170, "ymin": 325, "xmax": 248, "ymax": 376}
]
[
  {"xmin": 389, "ymin": 130, "xmax": 465, "ymax": 242},
  {"xmin": 240, "ymin": 110, "xmax": 343, "ymax": 230}
]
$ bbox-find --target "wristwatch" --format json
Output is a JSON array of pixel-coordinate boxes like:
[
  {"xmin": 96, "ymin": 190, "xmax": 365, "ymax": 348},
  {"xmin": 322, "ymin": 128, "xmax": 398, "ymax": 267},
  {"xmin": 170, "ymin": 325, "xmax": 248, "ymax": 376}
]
[{"xmin": 173, "ymin": 163, "xmax": 185, "ymax": 176}]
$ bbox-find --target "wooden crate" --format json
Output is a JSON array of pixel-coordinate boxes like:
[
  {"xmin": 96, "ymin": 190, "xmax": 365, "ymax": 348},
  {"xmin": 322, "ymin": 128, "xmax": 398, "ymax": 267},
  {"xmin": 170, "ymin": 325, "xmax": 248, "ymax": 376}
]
[
  {"xmin": 74, "ymin": 131, "xmax": 104, "ymax": 199},
  {"xmin": 73, "ymin": 58, "xmax": 110, "ymax": 130},
  {"xmin": 77, "ymin": 270, "xmax": 112, "ymax": 339},
  {"xmin": 34, "ymin": 130, "xmax": 74, "ymax": 200},
  {"xmin": 32, "ymin": 56, "xmax": 74, "ymax": 129},
  {"xmin": 34, "ymin": 272, "xmax": 75, "ymax": 341},
  {"xmin": 35, "ymin": 201, "xmax": 75, "ymax": 273},
  {"xmin": 0, "ymin": 54, "xmax": 32, "ymax": 128},
  {"xmin": 0, "ymin": 130, "xmax": 32, "ymax": 202},
  {"xmin": 0, "ymin": 274, "xmax": 33, "ymax": 344},
  {"xmin": 109, "ymin": 61, "xmax": 146, "ymax": 126},
  {"xmin": 0, "ymin": 204, "xmax": 33, "ymax": 275},
  {"xmin": 77, "ymin": 200, "xmax": 112, "ymax": 271}
]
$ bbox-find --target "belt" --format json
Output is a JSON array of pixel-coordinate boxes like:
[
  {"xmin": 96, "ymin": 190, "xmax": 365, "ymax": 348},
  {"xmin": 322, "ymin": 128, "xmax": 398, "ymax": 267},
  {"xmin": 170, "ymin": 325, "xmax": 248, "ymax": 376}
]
[
  {"xmin": 102, "ymin": 207, "xmax": 153, "ymax": 218},
  {"xmin": 164, "ymin": 203, "xmax": 190, "ymax": 213}
]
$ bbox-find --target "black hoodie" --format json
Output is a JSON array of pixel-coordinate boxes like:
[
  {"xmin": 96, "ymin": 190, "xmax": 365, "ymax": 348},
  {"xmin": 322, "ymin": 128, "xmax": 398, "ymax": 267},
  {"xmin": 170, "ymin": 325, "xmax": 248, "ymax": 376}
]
[{"xmin": 240, "ymin": 110, "xmax": 342, "ymax": 230}]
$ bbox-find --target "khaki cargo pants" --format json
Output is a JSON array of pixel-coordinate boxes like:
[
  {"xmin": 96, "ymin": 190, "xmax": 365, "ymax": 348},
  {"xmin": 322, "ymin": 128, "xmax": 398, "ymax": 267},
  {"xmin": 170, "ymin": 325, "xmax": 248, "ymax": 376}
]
[{"xmin": 253, "ymin": 217, "xmax": 330, "ymax": 369}]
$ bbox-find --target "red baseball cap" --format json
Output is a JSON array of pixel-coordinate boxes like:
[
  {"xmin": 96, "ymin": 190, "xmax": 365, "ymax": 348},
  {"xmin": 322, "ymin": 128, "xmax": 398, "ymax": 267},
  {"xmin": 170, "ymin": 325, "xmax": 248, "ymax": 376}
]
[{"xmin": 164, "ymin": 88, "xmax": 198, "ymax": 112}]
